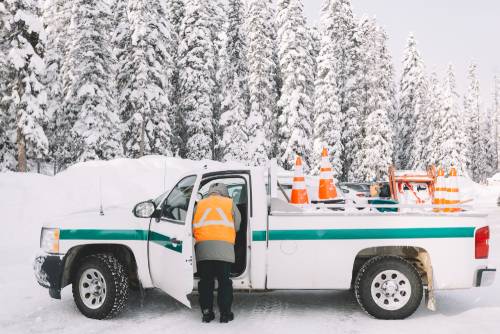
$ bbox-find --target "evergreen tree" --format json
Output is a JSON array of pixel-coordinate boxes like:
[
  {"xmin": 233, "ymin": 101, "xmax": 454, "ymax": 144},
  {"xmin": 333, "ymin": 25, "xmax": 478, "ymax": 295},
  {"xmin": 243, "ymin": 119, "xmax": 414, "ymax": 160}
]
[
  {"xmin": 177, "ymin": 0, "xmax": 218, "ymax": 160},
  {"xmin": 219, "ymin": 0, "xmax": 249, "ymax": 162},
  {"xmin": 357, "ymin": 109, "xmax": 393, "ymax": 181},
  {"xmin": 484, "ymin": 105, "xmax": 497, "ymax": 177},
  {"xmin": 276, "ymin": 0, "xmax": 314, "ymax": 170},
  {"xmin": 62, "ymin": 0, "xmax": 121, "ymax": 162},
  {"xmin": 120, "ymin": 0, "xmax": 174, "ymax": 158},
  {"xmin": 318, "ymin": 0, "xmax": 364, "ymax": 180},
  {"xmin": 397, "ymin": 33, "xmax": 427, "ymax": 170},
  {"xmin": 490, "ymin": 76, "xmax": 500, "ymax": 173},
  {"xmin": 166, "ymin": 0, "xmax": 185, "ymax": 155},
  {"xmin": 219, "ymin": 76, "xmax": 249, "ymax": 162},
  {"xmin": 245, "ymin": 0, "xmax": 278, "ymax": 165},
  {"xmin": 113, "ymin": 0, "xmax": 132, "ymax": 130},
  {"xmin": 312, "ymin": 0, "xmax": 343, "ymax": 177},
  {"xmin": 432, "ymin": 65, "xmax": 467, "ymax": 173},
  {"xmin": 308, "ymin": 24, "xmax": 320, "ymax": 85},
  {"xmin": 426, "ymin": 71, "xmax": 443, "ymax": 167},
  {"xmin": 464, "ymin": 63, "xmax": 486, "ymax": 182},
  {"xmin": 42, "ymin": 0, "xmax": 71, "ymax": 171},
  {"xmin": 3, "ymin": 0, "xmax": 49, "ymax": 172},
  {"xmin": 352, "ymin": 17, "xmax": 394, "ymax": 181},
  {"xmin": 0, "ymin": 1, "xmax": 15, "ymax": 170}
]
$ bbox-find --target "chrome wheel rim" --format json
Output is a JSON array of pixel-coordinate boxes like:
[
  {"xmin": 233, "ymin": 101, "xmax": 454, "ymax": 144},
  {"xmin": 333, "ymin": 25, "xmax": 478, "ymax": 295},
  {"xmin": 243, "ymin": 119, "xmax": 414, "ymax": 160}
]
[
  {"xmin": 371, "ymin": 269, "xmax": 412, "ymax": 311},
  {"xmin": 79, "ymin": 268, "xmax": 107, "ymax": 309}
]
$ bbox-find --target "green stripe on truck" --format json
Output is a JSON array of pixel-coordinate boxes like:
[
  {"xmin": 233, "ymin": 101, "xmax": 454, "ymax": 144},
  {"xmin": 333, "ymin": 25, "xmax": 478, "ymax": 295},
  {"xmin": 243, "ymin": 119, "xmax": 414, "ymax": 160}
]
[
  {"xmin": 59, "ymin": 229, "xmax": 182, "ymax": 253},
  {"xmin": 252, "ymin": 227, "xmax": 474, "ymax": 241}
]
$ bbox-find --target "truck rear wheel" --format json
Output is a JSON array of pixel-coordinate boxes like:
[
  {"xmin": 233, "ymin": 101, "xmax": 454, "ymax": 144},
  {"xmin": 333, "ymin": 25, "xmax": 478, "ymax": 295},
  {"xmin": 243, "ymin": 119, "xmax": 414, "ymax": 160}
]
[
  {"xmin": 72, "ymin": 253, "xmax": 128, "ymax": 319},
  {"xmin": 354, "ymin": 256, "xmax": 423, "ymax": 319}
]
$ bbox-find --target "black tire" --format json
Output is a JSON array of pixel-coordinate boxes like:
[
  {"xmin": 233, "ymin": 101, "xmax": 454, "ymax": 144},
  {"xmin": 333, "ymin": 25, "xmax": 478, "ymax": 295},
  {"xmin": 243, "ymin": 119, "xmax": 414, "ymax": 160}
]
[
  {"xmin": 72, "ymin": 253, "xmax": 128, "ymax": 319},
  {"xmin": 354, "ymin": 256, "xmax": 423, "ymax": 320}
]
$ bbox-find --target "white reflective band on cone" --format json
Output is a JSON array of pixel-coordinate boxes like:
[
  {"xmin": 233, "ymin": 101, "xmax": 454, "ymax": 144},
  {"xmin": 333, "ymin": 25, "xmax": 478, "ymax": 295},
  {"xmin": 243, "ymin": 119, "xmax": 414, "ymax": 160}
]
[
  {"xmin": 320, "ymin": 171, "xmax": 333, "ymax": 179},
  {"xmin": 293, "ymin": 181, "xmax": 307, "ymax": 190}
]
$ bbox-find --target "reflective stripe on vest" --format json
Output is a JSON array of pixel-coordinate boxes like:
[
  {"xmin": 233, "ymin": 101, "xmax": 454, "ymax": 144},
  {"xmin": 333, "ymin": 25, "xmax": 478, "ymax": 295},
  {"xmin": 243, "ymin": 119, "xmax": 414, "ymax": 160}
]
[{"xmin": 193, "ymin": 195, "xmax": 236, "ymax": 244}]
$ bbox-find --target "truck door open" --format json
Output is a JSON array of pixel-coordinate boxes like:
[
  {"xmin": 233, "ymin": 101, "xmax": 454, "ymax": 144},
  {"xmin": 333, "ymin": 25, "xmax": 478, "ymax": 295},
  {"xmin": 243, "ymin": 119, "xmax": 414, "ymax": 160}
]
[{"xmin": 148, "ymin": 175, "xmax": 198, "ymax": 307}]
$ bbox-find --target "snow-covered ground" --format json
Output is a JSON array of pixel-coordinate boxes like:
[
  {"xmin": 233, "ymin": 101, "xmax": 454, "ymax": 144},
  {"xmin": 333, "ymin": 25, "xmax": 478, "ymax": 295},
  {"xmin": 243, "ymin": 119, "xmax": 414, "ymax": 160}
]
[{"xmin": 0, "ymin": 156, "xmax": 499, "ymax": 334}]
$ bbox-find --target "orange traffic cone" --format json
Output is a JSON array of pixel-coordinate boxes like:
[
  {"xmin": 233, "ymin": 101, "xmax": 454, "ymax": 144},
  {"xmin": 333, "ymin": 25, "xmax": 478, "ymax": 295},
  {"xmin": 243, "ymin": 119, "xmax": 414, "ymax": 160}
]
[
  {"xmin": 446, "ymin": 166, "xmax": 461, "ymax": 212},
  {"xmin": 433, "ymin": 167, "xmax": 446, "ymax": 212},
  {"xmin": 318, "ymin": 148, "xmax": 337, "ymax": 200},
  {"xmin": 290, "ymin": 156, "xmax": 309, "ymax": 204}
]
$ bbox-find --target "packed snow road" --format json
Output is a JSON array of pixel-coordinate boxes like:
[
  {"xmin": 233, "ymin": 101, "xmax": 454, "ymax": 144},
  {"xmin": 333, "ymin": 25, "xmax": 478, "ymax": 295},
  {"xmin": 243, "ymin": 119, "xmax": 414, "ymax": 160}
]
[{"xmin": 1, "ymin": 157, "xmax": 499, "ymax": 333}]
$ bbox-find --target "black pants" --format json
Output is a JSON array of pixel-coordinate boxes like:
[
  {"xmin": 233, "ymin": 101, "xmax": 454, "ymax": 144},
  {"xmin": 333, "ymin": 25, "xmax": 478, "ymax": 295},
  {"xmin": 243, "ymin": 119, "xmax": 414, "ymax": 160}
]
[{"xmin": 197, "ymin": 260, "xmax": 233, "ymax": 314}]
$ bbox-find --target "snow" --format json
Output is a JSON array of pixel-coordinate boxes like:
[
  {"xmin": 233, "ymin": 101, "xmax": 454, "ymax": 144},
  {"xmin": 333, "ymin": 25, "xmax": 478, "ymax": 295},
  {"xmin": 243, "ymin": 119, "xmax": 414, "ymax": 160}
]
[{"xmin": 1, "ymin": 156, "xmax": 500, "ymax": 333}]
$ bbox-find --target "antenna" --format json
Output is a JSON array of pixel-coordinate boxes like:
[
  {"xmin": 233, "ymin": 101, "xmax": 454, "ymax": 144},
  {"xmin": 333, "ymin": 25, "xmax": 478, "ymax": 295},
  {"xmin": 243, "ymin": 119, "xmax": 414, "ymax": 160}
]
[
  {"xmin": 99, "ymin": 176, "xmax": 104, "ymax": 216},
  {"xmin": 163, "ymin": 157, "xmax": 168, "ymax": 191}
]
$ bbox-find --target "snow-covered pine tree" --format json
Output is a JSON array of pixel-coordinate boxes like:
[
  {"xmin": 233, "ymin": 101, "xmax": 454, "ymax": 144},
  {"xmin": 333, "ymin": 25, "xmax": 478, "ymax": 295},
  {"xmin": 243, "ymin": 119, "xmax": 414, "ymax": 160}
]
[
  {"xmin": 42, "ymin": 0, "xmax": 71, "ymax": 171},
  {"xmin": 431, "ymin": 65, "xmax": 467, "ymax": 173},
  {"xmin": 308, "ymin": 24, "xmax": 320, "ymax": 86},
  {"xmin": 219, "ymin": 0, "xmax": 250, "ymax": 162},
  {"xmin": 0, "ymin": 1, "xmax": 15, "ymax": 171},
  {"xmin": 426, "ymin": 71, "xmax": 443, "ymax": 167},
  {"xmin": 120, "ymin": 0, "xmax": 174, "ymax": 158},
  {"xmin": 312, "ymin": 0, "xmax": 343, "ymax": 177},
  {"xmin": 375, "ymin": 25, "xmax": 398, "ymax": 161},
  {"xmin": 113, "ymin": 0, "xmax": 132, "ymax": 130},
  {"xmin": 207, "ymin": 0, "xmax": 227, "ymax": 161},
  {"xmin": 317, "ymin": 0, "xmax": 363, "ymax": 180},
  {"xmin": 482, "ymin": 77, "xmax": 498, "ymax": 176},
  {"xmin": 276, "ymin": 0, "xmax": 314, "ymax": 170},
  {"xmin": 397, "ymin": 33, "xmax": 427, "ymax": 170},
  {"xmin": 352, "ymin": 17, "xmax": 394, "ymax": 181},
  {"xmin": 62, "ymin": 0, "xmax": 121, "ymax": 162},
  {"xmin": 483, "ymin": 105, "xmax": 497, "ymax": 177},
  {"xmin": 464, "ymin": 63, "xmax": 486, "ymax": 183},
  {"xmin": 245, "ymin": 0, "xmax": 278, "ymax": 165},
  {"xmin": 3, "ymin": 0, "xmax": 49, "ymax": 172},
  {"xmin": 166, "ymin": 0, "xmax": 185, "ymax": 155},
  {"xmin": 488, "ymin": 76, "xmax": 500, "ymax": 174},
  {"xmin": 219, "ymin": 76, "xmax": 249, "ymax": 162},
  {"xmin": 177, "ymin": 0, "xmax": 218, "ymax": 160},
  {"xmin": 357, "ymin": 109, "xmax": 393, "ymax": 182}
]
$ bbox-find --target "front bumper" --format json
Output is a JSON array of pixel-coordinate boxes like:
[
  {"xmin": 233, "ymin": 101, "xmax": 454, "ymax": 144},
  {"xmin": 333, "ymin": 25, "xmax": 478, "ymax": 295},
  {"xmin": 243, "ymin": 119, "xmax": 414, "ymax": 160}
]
[
  {"xmin": 33, "ymin": 253, "xmax": 64, "ymax": 299},
  {"xmin": 475, "ymin": 268, "xmax": 496, "ymax": 287}
]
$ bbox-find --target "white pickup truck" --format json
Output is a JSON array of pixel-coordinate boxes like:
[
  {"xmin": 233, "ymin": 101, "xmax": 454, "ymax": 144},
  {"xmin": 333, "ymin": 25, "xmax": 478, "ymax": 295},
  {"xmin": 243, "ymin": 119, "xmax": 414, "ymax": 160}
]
[{"xmin": 34, "ymin": 161, "xmax": 496, "ymax": 320}]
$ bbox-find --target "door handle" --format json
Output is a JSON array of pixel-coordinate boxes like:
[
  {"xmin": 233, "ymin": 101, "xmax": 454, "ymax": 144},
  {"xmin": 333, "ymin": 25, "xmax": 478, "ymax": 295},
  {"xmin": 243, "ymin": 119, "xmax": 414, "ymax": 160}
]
[{"xmin": 171, "ymin": 238, "xmax": 182, "ymax": 245}]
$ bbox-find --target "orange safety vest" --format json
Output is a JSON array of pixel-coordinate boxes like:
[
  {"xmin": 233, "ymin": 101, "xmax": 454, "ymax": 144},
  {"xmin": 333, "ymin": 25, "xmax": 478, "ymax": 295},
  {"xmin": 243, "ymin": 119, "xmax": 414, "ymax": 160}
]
[{"xmin": 193, "ymin": 195, "xmax": 236, "ymax": 244}]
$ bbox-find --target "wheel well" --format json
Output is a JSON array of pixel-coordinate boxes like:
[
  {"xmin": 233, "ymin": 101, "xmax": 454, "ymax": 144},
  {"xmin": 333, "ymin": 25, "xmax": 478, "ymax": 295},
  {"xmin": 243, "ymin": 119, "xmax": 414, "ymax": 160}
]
[
  {"xmin": 350, "ymin": 246, "xmax": 432, "ymax": 288},
  {"xmin": 61, "ymin": 244, "xmax": 139, "ymax": 289}
]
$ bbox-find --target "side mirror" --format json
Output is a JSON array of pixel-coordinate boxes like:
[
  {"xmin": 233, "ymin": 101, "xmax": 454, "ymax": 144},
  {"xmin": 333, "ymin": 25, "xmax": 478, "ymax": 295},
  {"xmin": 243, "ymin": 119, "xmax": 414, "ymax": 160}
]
[{"xmin": 133, "ymin": 200, "xmax": 156, "ymax": 218}]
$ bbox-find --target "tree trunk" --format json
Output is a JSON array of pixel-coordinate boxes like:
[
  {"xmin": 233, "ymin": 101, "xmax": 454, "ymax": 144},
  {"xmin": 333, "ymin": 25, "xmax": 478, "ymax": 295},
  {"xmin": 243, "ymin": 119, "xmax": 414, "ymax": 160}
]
[
  {"xmin": 16, "ymin": 73, "xmax": 27, "ymax": 172},
  {"xmin": 17, "ymin": 127, "xmax": 27, "ymax": 172},
  {"xmin": 140, "ymin": 115, "xmax": 145, "ymax": 157}
]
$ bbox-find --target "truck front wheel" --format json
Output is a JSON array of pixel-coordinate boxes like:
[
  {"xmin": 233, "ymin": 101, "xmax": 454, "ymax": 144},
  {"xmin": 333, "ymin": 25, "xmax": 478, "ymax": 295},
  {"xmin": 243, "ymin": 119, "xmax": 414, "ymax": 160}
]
[
  {"xmin": 354, "ymin": 256, "xmax": 423, "ymax": 319},
  {"xmin": 72, "ymin": 253, "xmax": 129, "ymax": 319}
]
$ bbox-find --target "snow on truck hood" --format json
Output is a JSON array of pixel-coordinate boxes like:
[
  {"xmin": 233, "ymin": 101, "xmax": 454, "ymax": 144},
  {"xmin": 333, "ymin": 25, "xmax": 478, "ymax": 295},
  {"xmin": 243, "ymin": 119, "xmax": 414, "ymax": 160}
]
[{"xmin": 42, "ymin": 205, "xmax": 138, "ymax": 230}]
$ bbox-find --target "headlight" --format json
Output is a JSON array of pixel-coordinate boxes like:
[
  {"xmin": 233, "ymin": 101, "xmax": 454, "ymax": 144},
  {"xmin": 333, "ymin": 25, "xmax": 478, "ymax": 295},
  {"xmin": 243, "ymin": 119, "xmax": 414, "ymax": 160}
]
[{"xmin": 40, "ymin": 228, "xmax": 60, "ymax": 254}]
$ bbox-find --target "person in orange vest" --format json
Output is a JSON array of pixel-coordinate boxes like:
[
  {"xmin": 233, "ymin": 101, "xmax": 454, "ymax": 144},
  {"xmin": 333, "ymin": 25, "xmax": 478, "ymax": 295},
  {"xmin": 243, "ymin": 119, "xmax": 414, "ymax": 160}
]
[{"xmin": 193, "ymin": 182, "xmax": 241, "ymax": 323}]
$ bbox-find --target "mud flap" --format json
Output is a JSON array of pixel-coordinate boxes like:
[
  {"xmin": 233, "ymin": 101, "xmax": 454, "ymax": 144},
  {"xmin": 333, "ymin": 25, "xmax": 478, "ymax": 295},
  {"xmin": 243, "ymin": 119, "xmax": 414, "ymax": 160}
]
[{"xmin": 417, "ymin": 251, "xmax": 436, "ymax": 311}]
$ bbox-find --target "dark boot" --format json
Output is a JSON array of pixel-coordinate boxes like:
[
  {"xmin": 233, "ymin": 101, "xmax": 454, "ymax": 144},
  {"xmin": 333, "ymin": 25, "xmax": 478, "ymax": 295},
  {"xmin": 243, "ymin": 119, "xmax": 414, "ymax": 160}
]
[
  {"xmin": 202, "ymin": 309, "xmax": 215, "ymax": 323},
  {"xmin": 220, "ymin": 312, "xmax": 234, "ymax": 323}
]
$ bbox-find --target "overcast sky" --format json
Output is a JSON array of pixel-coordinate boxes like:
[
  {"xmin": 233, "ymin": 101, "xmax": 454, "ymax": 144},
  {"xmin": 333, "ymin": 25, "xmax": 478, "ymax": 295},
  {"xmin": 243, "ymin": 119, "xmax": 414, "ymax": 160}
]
[{"xmin": 302, "ymin": 0, "xmax": 500, "ymax": 106}]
